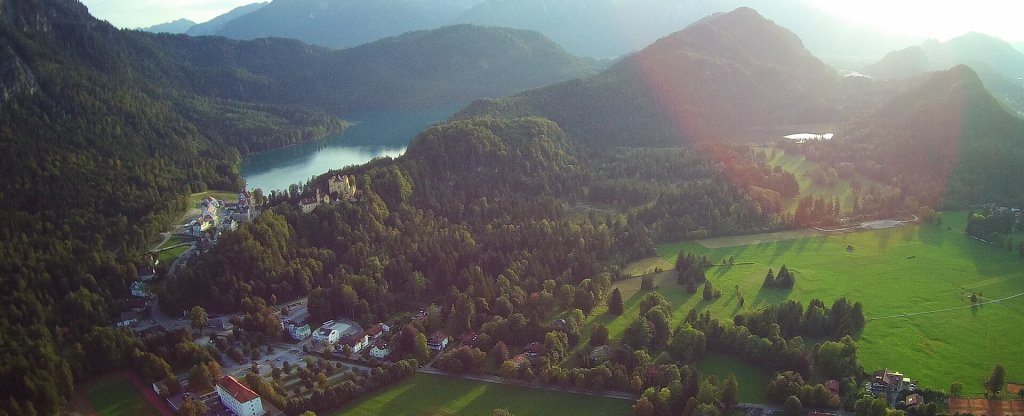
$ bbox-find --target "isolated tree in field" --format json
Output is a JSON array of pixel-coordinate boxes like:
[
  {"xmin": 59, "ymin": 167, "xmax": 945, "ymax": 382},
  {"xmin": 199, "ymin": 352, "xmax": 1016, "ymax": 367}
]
[
  {"xmin": 414, "ymin": 333, "xmax": 431, "ymax": 363},
  {"xmin": 609, "ymin": 288, "xmax": 624, "ymax": 315},
  {"xmin": 949, "ymin": 382, "xmax": 963, "ymax": 397},
  {"xmin": 591, "ymin": 324, "xmax": 610, "ymax": 346},
  {"xmin": 784, "ymin": 396, "xmax": 802, "ymax": 416},
  {"xmin": 189, "ymin": 306, "xmax": 208, "ymax": 333},
  {"xmin": 985, "ymin": 364, "xmax": 1005, "ymax": 395}
]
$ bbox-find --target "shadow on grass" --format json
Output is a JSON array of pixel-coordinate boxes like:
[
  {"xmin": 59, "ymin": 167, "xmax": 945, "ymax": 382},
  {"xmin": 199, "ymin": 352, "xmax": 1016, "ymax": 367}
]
[{"xmin": 752, "ymin": 285, "xmax": 791, "ymax": 309}]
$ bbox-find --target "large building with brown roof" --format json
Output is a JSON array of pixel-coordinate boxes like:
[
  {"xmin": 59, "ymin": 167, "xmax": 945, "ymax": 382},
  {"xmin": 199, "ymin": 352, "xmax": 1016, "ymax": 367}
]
[{"xmin": 216, "ymin": 376, "xmax": 265, "ymax": 416}]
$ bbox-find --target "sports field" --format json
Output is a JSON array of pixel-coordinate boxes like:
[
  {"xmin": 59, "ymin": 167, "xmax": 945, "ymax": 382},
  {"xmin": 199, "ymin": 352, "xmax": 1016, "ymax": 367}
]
[
  {"xmin": 81, "ymin": 372, "xmax": 172, "ymax": 416},
  {"xmin": 333, "ymin": 373, "xmax": 633, "ymax": 416}
]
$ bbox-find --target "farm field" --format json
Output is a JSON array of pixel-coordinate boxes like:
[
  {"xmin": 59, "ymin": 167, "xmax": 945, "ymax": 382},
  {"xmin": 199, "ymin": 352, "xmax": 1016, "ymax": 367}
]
[
  {"xmin": 81, "ymin": 373, "xmax": 170, "ymax": 416},
  {"xmin": 332, "ymin": 373, "xmax": 633, "ymax": 416},
  {"xmin": 609, "ymin": 211, "xmax": 1023, "ymax": 395}
]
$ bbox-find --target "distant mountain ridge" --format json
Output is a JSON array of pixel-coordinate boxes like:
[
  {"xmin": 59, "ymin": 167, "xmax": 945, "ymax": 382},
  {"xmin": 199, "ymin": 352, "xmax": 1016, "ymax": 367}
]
[
  {"xmin": 186, "ymin": 2, "xmax": 268, "ymax": 36},
  {"xmin": 184, "ymin": 0, "xmax": 919, "ymax": 59},
  {"xmin": 215, "ymin": 0, "xmax": 485, "ymax": 49},
  {"xmin": 138, "ymin": 18, "xmax": 195, "ymax": 34},
  {"xmin": 457, "ymin": 7, "xmax": 841, "ymax": 146},
  {"xmin": 864, "ymin": 32, "xmax": 1024, "ymax": 114}
]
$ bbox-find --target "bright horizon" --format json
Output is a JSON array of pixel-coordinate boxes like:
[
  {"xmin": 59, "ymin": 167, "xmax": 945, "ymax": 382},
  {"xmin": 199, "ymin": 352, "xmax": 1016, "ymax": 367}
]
[{"xmin": 80, "ymin": 0, "xmax": 1024, "ymax": 43}]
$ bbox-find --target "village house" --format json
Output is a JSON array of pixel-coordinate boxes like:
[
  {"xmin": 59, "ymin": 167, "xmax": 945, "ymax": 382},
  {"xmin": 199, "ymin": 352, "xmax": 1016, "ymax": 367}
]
[
  {"xmin": 365, "ymin": 323, "xmax": 389, "ymax": 341},
  {"xmin": 287, "ymin": 323, "xmax": 311, "ymax": 340},
  {"xmin": 428, "ymin": 331, "xmax": 449, "ymax": 352},
  {"xmin": 369, "ymin": 339, "xmax": 392, "ymax": 359},
  {"xmin": 313, "ymin": 327, "xmax": 340, "ymax": 345},
  {"xmin": 340, "ymin": 331, "xmax": 370, "ymax": 354},
  {"xmin": 328, "ymin": 174, "xmax": 358, "ymax": 201},
  {"xmin": 299, "ymin": 189, "xmax": 331, "ymax": 213},
  {"xmin": 511, "ymin": 354, "xmax": 530, "ymax": 369},
  {"xmin": 130, "ymin": 281, "xmax": 152, "ymax": 298},
  {"xmin": 216, "ymin": 376, "xmax": 265, "ymax": 416},
  {"xmin": 905, "ymin": 393, "xmax": 924, "ymax": 408},
  {"xmin": 116, "ymin": 311, "xmax": 141, "ymax": 328}
]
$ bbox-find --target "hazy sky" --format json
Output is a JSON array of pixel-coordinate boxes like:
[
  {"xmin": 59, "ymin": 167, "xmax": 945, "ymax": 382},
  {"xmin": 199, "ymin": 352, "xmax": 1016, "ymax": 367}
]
[
  {"xmin": 804, "ymin": 0, "xmax": 1024, "ymax": 41},
  {"xmin": 80, "ymin": 0, "xmax": 258, "ymax": 28},
  {"xmin": 81, "ymin": 0, "xmax": 1024, "ymax": 42}
]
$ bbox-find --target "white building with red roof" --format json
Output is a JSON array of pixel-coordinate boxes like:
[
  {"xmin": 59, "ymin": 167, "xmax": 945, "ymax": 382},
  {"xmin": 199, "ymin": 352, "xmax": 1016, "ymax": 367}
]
[{"xmin": 216, "ymin": 376, "xmax": 265, "ymax": 416}]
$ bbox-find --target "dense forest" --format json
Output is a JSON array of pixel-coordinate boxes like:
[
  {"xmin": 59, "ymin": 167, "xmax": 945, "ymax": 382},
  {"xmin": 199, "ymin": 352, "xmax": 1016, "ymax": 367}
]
[{"xmin": 0, "ymin": 0, "xmax": 604, "ymax": 412}]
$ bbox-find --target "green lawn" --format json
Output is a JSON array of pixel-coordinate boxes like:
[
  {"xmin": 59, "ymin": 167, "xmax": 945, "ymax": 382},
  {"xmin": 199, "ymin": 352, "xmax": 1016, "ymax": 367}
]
[
  {"xmin": 333, "ymin": 373, "xmax": 633, "ymax": 416},
  {"xmin": 156, "ymin": 244, "xmax": 190, "ymax": 265},
  {"xmin": 86, "ymin": 376, "xmax": 162, "ymax": 416},
  {"xmin": 634, "ymin": 211, "xmax": 1024, "ymax": 395},
  {"xmin": 188, "ymin": 190, "xmax": 240, "ymax": 207},
  {"xmin": 697, "ymin": 355, "xmax": 771, "ymax": 403}
]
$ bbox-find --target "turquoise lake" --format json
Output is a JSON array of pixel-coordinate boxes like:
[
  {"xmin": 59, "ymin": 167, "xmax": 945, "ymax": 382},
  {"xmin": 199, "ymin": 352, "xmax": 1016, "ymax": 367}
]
[{"xmin": 240, "ymin": 106, "xmax": 458, "ymax": 192}]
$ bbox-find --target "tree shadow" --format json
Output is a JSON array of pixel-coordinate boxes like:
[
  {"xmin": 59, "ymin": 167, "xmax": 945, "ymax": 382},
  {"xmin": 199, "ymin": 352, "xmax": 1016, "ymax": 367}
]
[{"xmin": 752, "ymin": 286, "xmax": 790, "ymax": 309}]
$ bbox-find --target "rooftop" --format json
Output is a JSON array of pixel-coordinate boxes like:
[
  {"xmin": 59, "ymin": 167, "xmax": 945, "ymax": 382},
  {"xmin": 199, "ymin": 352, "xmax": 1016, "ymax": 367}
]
[{"xmin": 218, "ymin": 376, "xmax": 259, "ymax": 403}]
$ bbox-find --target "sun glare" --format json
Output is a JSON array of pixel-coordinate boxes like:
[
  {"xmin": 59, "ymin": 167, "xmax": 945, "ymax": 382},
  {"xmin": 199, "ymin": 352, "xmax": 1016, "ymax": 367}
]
[{"xmin": 804, "ymin": 0, "xmax": 1024, "ymax": 41}]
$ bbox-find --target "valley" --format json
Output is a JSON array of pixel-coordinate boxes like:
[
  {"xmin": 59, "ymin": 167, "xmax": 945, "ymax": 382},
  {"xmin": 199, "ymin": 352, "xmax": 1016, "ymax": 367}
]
[{"xmin": 3, "ymin": 1, "xmax": 1024, "ymax": 416}]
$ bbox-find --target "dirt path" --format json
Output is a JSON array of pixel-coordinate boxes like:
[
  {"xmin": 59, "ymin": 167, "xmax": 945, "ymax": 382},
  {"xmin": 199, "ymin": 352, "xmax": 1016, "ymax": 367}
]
[{"xmin": 869, "ymin": 292, "xmax": 1024, "ymax": 320}]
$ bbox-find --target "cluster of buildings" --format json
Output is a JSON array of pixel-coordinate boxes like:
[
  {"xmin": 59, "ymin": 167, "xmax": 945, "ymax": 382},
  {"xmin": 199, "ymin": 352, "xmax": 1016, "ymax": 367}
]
[
  {"xmin": 190, "ymin": 192, "xmax": 255, "ymax": 237},
  {"xmin": 869, "ymin": 368, "xmax": 917, "ymax": 394},
  {"xmin": 309, "ymin": 319, "xmax": 392, "ymax": 357},
  {"xmin": 299, "ymin": 174, "xmax": 358, "ymax": 213}
]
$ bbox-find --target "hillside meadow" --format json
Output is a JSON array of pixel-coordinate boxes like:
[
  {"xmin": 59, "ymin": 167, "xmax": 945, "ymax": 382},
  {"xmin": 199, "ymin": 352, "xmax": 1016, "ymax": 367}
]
[{"xmin": 587, "ymin": 211, "xmax": 1022, "ymax": 395}]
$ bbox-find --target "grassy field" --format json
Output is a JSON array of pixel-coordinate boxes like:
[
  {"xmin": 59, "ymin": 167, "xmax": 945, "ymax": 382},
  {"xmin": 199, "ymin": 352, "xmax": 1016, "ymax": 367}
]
[
  {"xmin": 333, "ymin": 373, "xmax": 633, "ymax": 416},
  {"xmin": 155, "ymin": 240, "xmax": 191, "ymax": 265},
  {"xmin": 188, "ymin": 190, "xmax": 239, "ymax": 208},
  {"xmin": 697, "ymin": 355, "xmax": 771, "ymax": 403},
  {"xmin": 767, "ymin": 149, "xmax": 880, "ymax": 212},
  {"xmin": 85, "ymin": 375, "xmax": 163, "ymax": 416},
  {"xmin": 624, "ymin": 211, "xmax": 1023, "ymax": 394}
]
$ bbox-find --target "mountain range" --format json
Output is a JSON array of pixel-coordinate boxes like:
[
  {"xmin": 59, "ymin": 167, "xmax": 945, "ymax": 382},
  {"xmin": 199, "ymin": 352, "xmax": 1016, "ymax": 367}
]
[
  {"xmin": 134, "ymin": 0, "xmax": 920, "ymax": 59},
  {"xmin": 864, "ymin": 32, "xmax": 1024, "ymax": 114},
  {"xmin": 458, "ymin": 8, "xmax": 841, "ymax": 146}
]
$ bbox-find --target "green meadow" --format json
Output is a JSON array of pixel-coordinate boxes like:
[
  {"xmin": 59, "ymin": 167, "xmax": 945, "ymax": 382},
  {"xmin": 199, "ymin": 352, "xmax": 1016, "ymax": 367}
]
[
  {"xmin": 333, "ymin": 373, "xmax": 632, "ymax": 416},
  {"xmin": 588, "ymin": 211, "xmax": 1023, "ymax": 395}
]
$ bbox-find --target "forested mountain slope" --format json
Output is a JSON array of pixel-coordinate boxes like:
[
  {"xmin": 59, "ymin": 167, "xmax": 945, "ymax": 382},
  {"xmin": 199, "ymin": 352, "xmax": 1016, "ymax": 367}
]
[
  {"xmin": 0, "ymin": 1, "xmax": 591, "ymax": 413},
  {"xmin": 457, "ymin": 7, "xmax": 841, "ymax": 146}
]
